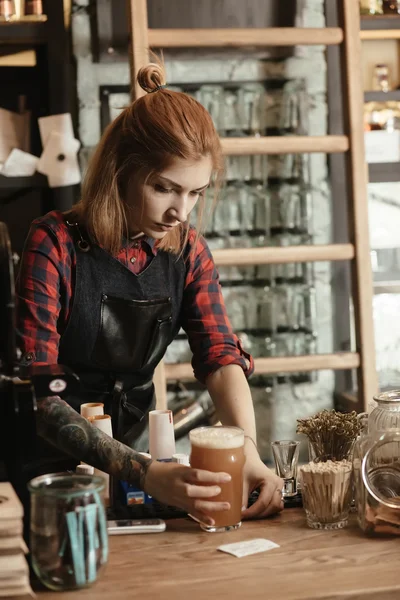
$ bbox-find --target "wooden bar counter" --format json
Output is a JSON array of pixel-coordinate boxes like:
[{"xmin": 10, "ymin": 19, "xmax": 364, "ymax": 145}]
[{"xmin": 37, "ymin": 509, "xmax": 400, "ymax": 600}]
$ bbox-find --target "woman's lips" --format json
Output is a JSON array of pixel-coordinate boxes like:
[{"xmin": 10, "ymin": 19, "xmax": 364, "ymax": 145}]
[{"xmin": 154, "ymin": 222, "xmax": 176, "ymax": 231}]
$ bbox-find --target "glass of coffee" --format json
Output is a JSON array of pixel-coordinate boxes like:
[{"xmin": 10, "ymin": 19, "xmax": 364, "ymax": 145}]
[{"xmin": 189, "ymin": 426, "xmax": 245, "ymax": 533}]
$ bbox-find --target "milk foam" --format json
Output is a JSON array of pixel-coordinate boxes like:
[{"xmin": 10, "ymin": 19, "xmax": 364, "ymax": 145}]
[{"xmin": 190, "ymin": 427, "xmax": 244, "ymax": 449}]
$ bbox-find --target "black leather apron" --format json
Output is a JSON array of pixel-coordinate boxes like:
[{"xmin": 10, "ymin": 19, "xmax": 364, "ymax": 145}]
[{"xmin": 23, "ymin": 214, "xmax": 185, "ymax": 477}]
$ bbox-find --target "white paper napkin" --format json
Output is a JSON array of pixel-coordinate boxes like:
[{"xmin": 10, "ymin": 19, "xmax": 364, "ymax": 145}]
[{"xmin": 218, "ymin": 538, "xmax": 280, "ymax": 558}]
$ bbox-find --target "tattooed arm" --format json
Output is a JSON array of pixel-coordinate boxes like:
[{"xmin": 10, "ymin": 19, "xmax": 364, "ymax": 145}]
[
  {"xmin": 36, "ymin": 396, "xmax": 153, "ymax": 489},
  {"xmin": 36, "ymin": 395, "xmax": 235, "ymax": 525}
]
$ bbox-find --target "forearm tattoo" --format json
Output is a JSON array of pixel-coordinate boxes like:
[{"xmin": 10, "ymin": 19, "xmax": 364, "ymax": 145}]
[{"xmin": 36, "ymin": 396, "xmax": 153, "ymax": 489}]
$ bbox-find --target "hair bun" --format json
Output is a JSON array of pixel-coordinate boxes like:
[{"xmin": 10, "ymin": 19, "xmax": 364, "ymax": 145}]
[{"xmin": 137, "ymin": 62, "xmax": 166, "ymax": 94}]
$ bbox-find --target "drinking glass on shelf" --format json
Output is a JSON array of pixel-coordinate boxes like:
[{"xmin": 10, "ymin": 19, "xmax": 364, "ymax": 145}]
[
  {"xmin": 256, "ymin": 285, "xmax": 277, "ymax": 334},
  {"xmin": 273, "ymin": 333, "xmax": 293, "ymax": 384},
  {"xmin": 280, "ymin": 82, "xmax": 308, "ymax": 135},
  {"xmin": 238, "ymin": 184, "xmax": 256, "ymax": 234},
  {"xmin": 189, "ymin": 426, "xmax": 245, "ymax": 532},
  {"xmin": 211, "ymin": 190, "xmax": 230, "ymax": 238},
  {"xmin": 274, "ymin": 285, "xmax": 291, "ymax": 331},
  {"xmin": 290, "ymin": 285, "xmax": 309, "ymax": 331},
  {"xmin": 252, "ymin": 184, "xmax": 271, "ymax": 236},
  {"xmin": 251, "ymin": 153, "xmax": 268, "ymax": 184},
  {"xmin": 238, "ymin": 154, "xmax": 253, "ymax": 182},
  {"xmin": 282, "ymin": 185, "xmax": 302, "ymax": 231},
  {"xmin": 199, "ymin": 85, "xmax": 224, "ymax": 131},
  {"xmin": 224, "ymin": 288, "xmax": 258, "ymax": 330},
  {"xmin": 223, "ymin": 88, "xmax": 244, "ymax": 135},
  {"xmin": 242, "ymin": 84, "xmax": 265, "ymax": 134}
]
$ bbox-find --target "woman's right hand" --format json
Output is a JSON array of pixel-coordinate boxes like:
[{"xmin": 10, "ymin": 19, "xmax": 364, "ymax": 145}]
[{"xmin": 143, "ymin": 461, "xmax": 232, "ymax": 526}]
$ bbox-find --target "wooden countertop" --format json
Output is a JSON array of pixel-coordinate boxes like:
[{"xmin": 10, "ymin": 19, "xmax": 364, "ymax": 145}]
[{"xmin": 36, "ymin": 508, "xmax": 400, "ymax": 600}]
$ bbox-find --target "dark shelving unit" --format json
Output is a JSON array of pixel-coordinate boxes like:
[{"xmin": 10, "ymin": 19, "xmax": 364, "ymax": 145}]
[
  {"xmin": 0, "ymin": 173, "xmax": 47, "ymax": 189},
  {"xmin": 0, "ymin": 21, "xmax": 48, "ymax": 44},
  {"xmin": 0, "ymin": 1, "xmax": 76, "ymax": 254},
  {"xmin": 361, "ymin": 15, "xmax": 400, "ymax": 30}
]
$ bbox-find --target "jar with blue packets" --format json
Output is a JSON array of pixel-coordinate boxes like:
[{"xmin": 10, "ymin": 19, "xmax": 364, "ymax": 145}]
[{"xmin": 28, "ymin": 472, "xmax": 108, "ymax": 591}]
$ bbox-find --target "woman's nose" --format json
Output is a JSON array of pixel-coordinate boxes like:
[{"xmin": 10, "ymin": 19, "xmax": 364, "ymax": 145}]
[{"xmin": 168, "ymin": 195, "xmax": 188, "ymax": 223}]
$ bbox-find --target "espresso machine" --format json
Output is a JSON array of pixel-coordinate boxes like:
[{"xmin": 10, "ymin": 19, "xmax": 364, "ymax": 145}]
[{"xmin": 0, "ymin": 222, "xmax": 80, "ymax": 517}]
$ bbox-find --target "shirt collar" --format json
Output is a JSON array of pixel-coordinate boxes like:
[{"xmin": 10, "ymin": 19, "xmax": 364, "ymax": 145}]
[{"xmin": 123, "ymin": 235, "xmax": 158, "ymax": 256}]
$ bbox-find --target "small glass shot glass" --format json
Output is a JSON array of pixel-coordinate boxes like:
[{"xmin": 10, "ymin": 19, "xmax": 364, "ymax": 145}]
[{"xmin": 271, "ymin": 440, "xmax": 301, "ymax": 497}]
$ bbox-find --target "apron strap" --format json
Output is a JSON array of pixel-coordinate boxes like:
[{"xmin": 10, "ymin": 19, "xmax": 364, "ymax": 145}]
[{"xmin": 111, "ymin": 378, "xmax": 148, "ymax": 442}]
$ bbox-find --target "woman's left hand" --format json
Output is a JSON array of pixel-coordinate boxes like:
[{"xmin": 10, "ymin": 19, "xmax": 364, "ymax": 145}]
[{"xmin": 241, "ymin": 447, "xmax": 284, "ymax": 520}]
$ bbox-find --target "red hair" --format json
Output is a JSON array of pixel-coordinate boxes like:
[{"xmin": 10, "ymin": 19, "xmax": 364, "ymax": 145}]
[{"xmin": 75, "ymin": 61, "xmax": 224, "ymax": 255}]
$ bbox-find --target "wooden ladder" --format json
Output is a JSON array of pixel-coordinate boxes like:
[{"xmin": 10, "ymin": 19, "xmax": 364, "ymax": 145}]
[{"xmin": 127, "ymin": 0, "xmax": 377, "ymax": 413}]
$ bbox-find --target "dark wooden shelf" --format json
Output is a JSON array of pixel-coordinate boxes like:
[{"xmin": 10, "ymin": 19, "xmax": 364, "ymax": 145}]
[
  {"xmin": 364, "ymin": 90, "xmax": 400, "ymax": 102},
  {"xmin": 368, "ymin": 162, "xmax": 400, "ymax": 183},
  {"xmin": 0, "ymin": 173, "xmax": 47, "ymax": 189},
  {"xmin": 0, "ymin": 21, "xmax": 48, "ymax": 45},
  {"xmin": 361, "ymin": 15, "xmax": 400, "ymax": 30}
]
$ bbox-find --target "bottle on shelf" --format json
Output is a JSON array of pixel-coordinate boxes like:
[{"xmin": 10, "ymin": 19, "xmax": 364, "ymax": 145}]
[
  {"xmin": 0, "ymin": 0, "xmax": 16, "ymax": 21},
  {"xmin": 373, "ymin": 64, "xmax": 391, "ymax": 93},
  {"xmin": 25, "ymin": 0, "xmax": 43, "ymax": 16},
  {"xmin": 360, "ymin": 0, "xmax": 384, "ymax": 15},
  {"xmin": 23, "ymin": 0, "xmax": 46, "ymax": 21}
]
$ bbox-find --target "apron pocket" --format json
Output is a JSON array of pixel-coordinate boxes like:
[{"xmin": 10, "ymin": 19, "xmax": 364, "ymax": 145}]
[
  {"xmin": 91, "ymin": 294, "xmax": 172, "ymax": 371},
  {"xmin": 143, "ymin": 316, "xmax": 173, "ymax": 366}
]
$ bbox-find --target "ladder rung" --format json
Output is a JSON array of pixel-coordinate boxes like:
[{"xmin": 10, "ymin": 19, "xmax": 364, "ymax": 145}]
[
  {"xmin": 148, "ymin": 28, "xmax": 344, "ymax": 48},
  {"xmin": 164, "ymin": 352, "xmax": 360, "ymax": 381},
  {"xmin": 213, "ymin": 244, "xmax": 354, "ymax": 266},
  {"xmin": 221, "ymin": 136, "xmax": 349, "ymax": 155}
]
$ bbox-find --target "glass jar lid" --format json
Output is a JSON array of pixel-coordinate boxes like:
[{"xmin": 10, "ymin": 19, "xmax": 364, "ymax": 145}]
[{"xmin": 373, "ymin": 390, "xmax": 400, "ymax": 405}]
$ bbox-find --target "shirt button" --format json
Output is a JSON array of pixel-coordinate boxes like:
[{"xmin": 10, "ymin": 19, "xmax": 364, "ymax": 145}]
[
  {"xmin": 132, "ymin": 242, "xmax": 139, "ymax": 249},
  {"xmin": 25, "ymin": 352, "xmax": 34, "ymax": 361},
  {"xmin": 130, "ymin": 256, "xmax": 137, "ymax": 264}
]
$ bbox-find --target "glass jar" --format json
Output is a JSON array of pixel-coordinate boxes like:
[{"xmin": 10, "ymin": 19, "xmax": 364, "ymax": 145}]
[
  {"xmin": 354, "ymin": 431, "xmax": 400, "ymax": 534},
  {"xmin": 369, "ymin": 390, "xmax": 400, "ymax": 434},
  {"xmin": 28, "ymin": 473, "xmax": 108, "ymax": 591},
  {"xmin": 353, "ymin": 393, "xmax": 400, "ymax": 534}
]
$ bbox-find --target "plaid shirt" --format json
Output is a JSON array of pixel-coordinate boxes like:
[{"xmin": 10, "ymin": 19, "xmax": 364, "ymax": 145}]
[{"xmin": 16, "ymin": 211, "xmax": 253, "ymax": 383}]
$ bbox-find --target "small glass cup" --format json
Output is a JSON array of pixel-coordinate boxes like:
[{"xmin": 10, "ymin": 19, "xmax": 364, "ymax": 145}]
[
  {"xmin": 189, "ymin": 426, "xmax": 245, "ymax": 533},
  {"xmin": 271, "ymin": 440, "xmax": 300, "ymax": 497},
  {"xmin": 28, "ymin": 473, "xmax": 108, "ymax": 591}
]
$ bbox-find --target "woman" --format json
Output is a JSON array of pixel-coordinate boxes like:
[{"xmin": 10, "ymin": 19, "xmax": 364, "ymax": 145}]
[{"xmin": 16, "ymin": 62, "xmax": 283, "ymax": 526}]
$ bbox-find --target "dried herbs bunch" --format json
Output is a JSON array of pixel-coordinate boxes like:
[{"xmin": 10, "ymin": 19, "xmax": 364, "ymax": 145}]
[{"xmin": 296, "ymin": 409, "xmax": 362, "ymax": 461}]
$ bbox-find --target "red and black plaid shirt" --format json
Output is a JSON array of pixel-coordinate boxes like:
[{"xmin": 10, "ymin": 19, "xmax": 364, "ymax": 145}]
[{"xmin": 16, "ymin": 211, "xmax": 253, "ymax": 383}]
